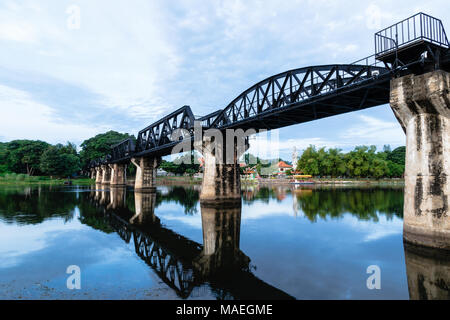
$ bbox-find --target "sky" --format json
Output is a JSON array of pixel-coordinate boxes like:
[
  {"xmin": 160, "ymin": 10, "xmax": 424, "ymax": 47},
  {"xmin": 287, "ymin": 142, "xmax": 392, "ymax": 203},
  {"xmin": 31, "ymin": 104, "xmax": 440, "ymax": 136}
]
[{"xmin": 0, "ymin": 0, "xmax": 449, "ymax": 159}]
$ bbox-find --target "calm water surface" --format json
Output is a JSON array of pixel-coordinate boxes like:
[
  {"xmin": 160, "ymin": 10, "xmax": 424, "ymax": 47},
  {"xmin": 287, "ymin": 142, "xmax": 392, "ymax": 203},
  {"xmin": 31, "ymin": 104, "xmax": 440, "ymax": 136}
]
[{"xmin": 0, "ymin": 184, "xmax": 447, "ymax": 299}]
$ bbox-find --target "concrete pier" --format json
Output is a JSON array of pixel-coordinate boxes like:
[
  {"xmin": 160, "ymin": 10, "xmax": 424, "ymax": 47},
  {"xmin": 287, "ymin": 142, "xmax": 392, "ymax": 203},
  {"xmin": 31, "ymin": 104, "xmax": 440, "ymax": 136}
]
[
  {"xmin": 109, "ymin": 163, "xmax": 127, "ymax": 187},
  {"xmin": 199, "ymin": 136, "xmax": 246, "ymax": 203},
  {"xmin": 90, "ymin": 168, "xmax": 96, "ymax": 180},
  {"xmin": 95, "ymin": 167, "xmax": 103, "ymax": 184},
  {"xmin": 100, "ymin": 164, "xmax": 111, "ymax": 185},
  {"xmin": 131, "ymin": 157, "xmax": 160, "ymax": 192},
  {"xmin": 390, "ymin": 70, "xmax": 450, "ymax": 250}
]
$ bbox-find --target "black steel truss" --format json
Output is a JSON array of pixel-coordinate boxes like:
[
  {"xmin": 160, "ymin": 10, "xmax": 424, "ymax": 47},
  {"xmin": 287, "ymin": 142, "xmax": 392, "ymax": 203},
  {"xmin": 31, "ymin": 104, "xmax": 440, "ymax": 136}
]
[
  {"xmin": 210, "ymin": 64, "xmax": 389, "ymax": 130},
  {"xmin": 110, "ymin": 138, "xmax": 135, "ymax": 163}
]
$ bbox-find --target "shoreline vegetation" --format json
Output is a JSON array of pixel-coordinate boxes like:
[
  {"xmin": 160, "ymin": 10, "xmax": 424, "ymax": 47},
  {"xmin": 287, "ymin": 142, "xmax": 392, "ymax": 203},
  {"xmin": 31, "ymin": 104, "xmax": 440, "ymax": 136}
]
[
  {"xmin": 0, "ymin": 173, "xmax": 94, "ymax": 186},
  {"xmin": 1, "ymin": 133, "xmax": 406, "ymax": 188},
  {"xmin": 0, "ymin": 174, "xmax": 404, "ymax": 187}
]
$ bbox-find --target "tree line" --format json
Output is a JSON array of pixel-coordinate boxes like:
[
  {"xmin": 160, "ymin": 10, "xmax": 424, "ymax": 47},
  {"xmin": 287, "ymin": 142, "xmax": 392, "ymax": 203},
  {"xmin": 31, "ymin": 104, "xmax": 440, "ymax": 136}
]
[
  {"xmin": 295, "ymin": 145, "xmax": 405, "ymax": 178},
  {"xmin": 0, "ymin": 130, "xmax": 406, "ymax": 180},
  {"xmin": 0, "ymin": 131, "xmax": 133, "ymax": 177}
]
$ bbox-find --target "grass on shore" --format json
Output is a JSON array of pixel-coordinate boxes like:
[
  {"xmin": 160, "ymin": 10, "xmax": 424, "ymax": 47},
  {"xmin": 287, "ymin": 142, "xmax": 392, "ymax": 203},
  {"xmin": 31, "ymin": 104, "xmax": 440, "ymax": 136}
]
[{"xmin": 0, "ymin": 173, "xmax": 95, "ymax": 185}]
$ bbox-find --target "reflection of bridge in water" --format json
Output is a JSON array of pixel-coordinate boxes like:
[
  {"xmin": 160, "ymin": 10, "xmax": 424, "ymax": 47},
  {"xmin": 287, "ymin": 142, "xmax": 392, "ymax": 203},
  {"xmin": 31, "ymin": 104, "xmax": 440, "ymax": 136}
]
[
  {"xmin": 87, "ymin": 186, "xmax": 295, "ymax": 300},
  {"xmin": 0, "ymin": 185, "xmax": 448, "ymax": 299}
]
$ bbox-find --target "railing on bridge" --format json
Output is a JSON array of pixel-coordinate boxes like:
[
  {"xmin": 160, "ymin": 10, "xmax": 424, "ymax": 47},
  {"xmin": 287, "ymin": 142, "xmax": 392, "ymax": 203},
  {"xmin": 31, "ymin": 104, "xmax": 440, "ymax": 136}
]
[{"xmin": 375, "ymin": 12, "xmax": 449, "ymax": 58}]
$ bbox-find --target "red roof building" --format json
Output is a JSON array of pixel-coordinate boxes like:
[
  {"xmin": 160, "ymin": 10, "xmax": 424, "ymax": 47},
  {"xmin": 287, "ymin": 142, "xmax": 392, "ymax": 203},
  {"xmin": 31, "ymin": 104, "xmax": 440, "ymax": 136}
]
[{"xmin": 277, "ymin": 161, "xmax": 293, "ymax": 174}]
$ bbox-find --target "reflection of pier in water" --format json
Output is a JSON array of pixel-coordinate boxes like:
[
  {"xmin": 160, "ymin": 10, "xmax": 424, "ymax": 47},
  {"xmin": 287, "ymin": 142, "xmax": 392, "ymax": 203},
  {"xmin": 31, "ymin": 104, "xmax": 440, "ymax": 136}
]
[
  {"xmin": 88, "ymin": 187, "xmax": 294, "ymax": 300},
  {"xmin": 404, "ymin": 243, "xmax": 450, "ymax": 300}
]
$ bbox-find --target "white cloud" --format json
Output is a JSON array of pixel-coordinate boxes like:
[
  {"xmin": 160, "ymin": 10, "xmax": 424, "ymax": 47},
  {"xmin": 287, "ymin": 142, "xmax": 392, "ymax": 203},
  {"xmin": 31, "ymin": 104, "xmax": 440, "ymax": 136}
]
[
  {"xmin": 341, "ymin": 214, "xmax": 403, "ymax": 242},
  {"xmin": 0, "ymin": 22, "xmax": 37, "ymax": 43},
  {"xmin": 0, "ymin": 214, "xmax": 84, "ymax": 268},
  {"xmin": 341, "ymin": 115, "xmax": 405, "ymax": 146},
  {"xmin": 0, "ymin": 84, "xmax": 104, "ymax": 144}
]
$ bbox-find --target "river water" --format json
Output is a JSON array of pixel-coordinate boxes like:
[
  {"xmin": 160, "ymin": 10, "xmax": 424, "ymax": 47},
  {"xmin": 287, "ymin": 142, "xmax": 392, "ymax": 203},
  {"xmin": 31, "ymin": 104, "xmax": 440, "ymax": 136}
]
[{"xmin": 0, "ymin": 183, "xmax": 448, "ymax": 300}]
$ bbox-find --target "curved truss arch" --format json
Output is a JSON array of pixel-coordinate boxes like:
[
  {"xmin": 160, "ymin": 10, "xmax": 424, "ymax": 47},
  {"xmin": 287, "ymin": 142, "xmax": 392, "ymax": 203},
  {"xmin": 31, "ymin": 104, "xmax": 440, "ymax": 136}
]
[{"xmin": 211, "ymin": 64, "xmax": 390, "ymax": 129}]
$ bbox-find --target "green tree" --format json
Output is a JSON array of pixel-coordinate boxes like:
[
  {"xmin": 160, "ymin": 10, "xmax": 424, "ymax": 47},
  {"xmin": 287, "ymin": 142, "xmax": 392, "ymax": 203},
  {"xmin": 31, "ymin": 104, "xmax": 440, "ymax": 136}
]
[
  {"xmin": 297, "ymin": 145, "xmax": 320, "ymax": 176},
  {"xmin": 160, "ymin": 152, "xmax": 200, "ymax": 175},
  {"xmin": 79, "ymin": 131, "xmax": 134, "ymax": 168},
  {"xmin": 0, "ymin": 142, "xmax": 9, "ymax": 173},
  {"xmin": 40, "ymin": 143, "xmax": 81, "ymax": 177},
  {"xmin": 6, "ymin": 140, "xmax": 50, "ymax": 175},
  {"xmin": 387, "ymin": 146, "xmax": 406, "ymax": 166}
]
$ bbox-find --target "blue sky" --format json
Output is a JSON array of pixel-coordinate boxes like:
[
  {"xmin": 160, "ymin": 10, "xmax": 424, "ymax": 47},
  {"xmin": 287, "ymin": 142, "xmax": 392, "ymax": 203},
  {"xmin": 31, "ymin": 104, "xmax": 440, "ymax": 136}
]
[{"xmin": 0, "ymin": 0, "xmax": 449, "ymax": 159}]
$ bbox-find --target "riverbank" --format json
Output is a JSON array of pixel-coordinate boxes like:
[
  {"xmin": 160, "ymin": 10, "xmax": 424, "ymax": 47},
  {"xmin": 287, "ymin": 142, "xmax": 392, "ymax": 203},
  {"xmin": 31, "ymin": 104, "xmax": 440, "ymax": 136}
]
[
  {"xmin": 243, "ymin": 177, "xmax": 405, "ymax": 186},
  {"xmin": 156, "ymin": 176, "xmax": 202, "ymax": 185},
  {"xmin": 0, "ymin": 173, "xmax": 95, "ymax": 186}
]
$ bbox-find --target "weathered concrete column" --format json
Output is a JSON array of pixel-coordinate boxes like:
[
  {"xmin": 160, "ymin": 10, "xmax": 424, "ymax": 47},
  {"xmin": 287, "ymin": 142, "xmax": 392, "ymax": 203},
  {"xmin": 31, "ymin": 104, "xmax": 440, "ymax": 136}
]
[
  {"xmin": 100, "ymin": 164, "xmax": 111, "ymax": 185},
  {"xmin": 198, "ymin": 135, "xmax": 248, "ymax": 203},
  {"xmin": 131, "ymin": 157, "xmax": 160, "ymax": 192},
  {"xmin": 90, "ymin": 168, "xmax": 96, "ymax": 179},
  {"xmin": 390, "ymin": 70, "xmax": 450, "ymax": 249},
  {"xmin": 95, "ymin": 167, "xmax": 103, "ymax": 184},
  {"xmin": 109, "ymin": 163, "xmax": 127, "ymax": 187}
]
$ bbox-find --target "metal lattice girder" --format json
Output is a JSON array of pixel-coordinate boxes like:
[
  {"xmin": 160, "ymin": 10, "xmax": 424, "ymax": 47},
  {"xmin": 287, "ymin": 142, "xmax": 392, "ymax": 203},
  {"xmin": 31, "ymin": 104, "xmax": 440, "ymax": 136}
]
[
  {"xmin": 110, "ymin": 138, "xmax": 136, "ymax": 163},
  {"xmin": 136, "ymin": 105, "xmax": 195, "ymax": 154},
  {"xmin": 210, "ymin": 64, "xmax": 390, "ymax": 130}
]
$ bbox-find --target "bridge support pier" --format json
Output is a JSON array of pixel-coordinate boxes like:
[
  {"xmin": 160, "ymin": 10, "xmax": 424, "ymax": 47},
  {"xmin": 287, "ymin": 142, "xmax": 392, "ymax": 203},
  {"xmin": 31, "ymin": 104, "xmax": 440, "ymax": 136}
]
[
  {"xmin": 109, "ymin": 163, "xmax": 127, "ymax": 187},
  {"xmin": 198, "ymin": 135, "xmax": 247, "ymax": 204},
  {"xmin": 390, "ymin": 70, "xmax": 450, "ymax": 250},
  {"xmin": 95, "ymin": 166, "xmax": 103, "ymax": 184},
  {"xmin": 90, "ymin": 168, "xmax": 96, "ymax": 180},
  {"xmin": 131, "ymin": 157, "xmax": 160, "ymax": 192},
  {"xmin": 100, "ymin": 165, "xmax": 111, "ymax": 185}
]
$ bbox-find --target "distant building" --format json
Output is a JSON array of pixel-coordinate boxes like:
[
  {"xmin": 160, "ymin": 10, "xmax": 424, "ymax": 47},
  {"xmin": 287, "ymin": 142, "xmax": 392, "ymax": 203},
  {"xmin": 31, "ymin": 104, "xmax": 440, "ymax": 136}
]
[
  {"xmin": 277, "ymin": 161, "xmax": 293, "ymax": 174},
  {"xmin": 156, "ymin": 168, "xmax": 168, "ymax": 176}
]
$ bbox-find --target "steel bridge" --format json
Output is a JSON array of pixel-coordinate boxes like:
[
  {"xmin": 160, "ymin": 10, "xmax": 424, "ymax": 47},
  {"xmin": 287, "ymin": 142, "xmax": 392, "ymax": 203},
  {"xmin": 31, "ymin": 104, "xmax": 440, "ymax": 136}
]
[{"xmin": 88, "ymin": 12, "xmax": 450, "ymax": 167}]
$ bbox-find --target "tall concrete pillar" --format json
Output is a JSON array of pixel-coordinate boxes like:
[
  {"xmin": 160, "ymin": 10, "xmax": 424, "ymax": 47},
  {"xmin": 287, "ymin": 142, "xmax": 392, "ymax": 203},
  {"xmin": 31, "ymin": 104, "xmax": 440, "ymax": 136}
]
[
  {"xmin": 90, "ymin": 168, "xmax": 96, "ymax": 179},
  {"xmin": 109, "ymin": 163, "xmax": 127, "ymax": 187},
  {"xmin": 131, "ymin": 157, "xmax": 160, "ymax": 192},
  {"xmin": 199, "ymin": 135, "xmax": 246, "ymax": 203},
  {"xmin": 95, "ymin": 167, "xmax": 103, "ymax": 184},
  {"xmin": 390, "ymin": 70, "xmax": 450, "ymax": 249},
  {"xmin": 101, "ymin": 164, "xmax": 111, "ymax": 185}
]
